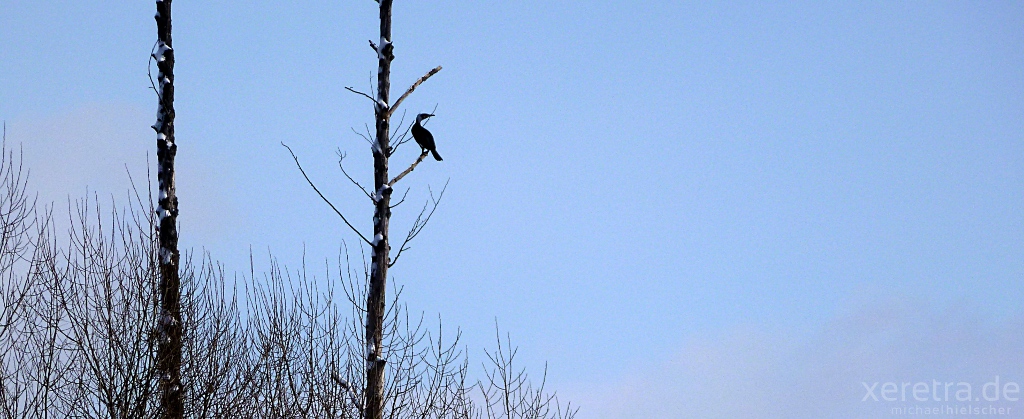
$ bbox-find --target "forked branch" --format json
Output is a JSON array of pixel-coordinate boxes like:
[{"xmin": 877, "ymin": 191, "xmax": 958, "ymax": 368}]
[
  {"xmin": 390, "ymin": 180, "xmax": 448, "ymax": 267},
  {"xmin": 282, "ymin": 143, "xmax": 371, "ymax": 245},
  {"xmin": 337, "ymin": 151, "xmax": 372, "ymax": 199}
]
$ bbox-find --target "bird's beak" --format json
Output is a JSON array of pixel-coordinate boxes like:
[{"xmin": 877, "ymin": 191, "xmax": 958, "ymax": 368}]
[{"xmin": 426, "ymin": 114, "xmax": 435, "ymax": 118}]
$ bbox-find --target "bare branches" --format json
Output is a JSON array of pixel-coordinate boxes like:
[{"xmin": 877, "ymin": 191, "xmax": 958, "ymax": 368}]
[
  {"xmin": 282, "ymin": 143, "xmax": 371, "ymax": 245},
  {"xmin": 0, "ymin": 176, "xmax": 572, "ymax": 419},
  {"xmin": 387, "ymin": 66, "xmax": 442, "ymax": 118},
  {"xmin": 479, "ymin": 326, "xmax": 578, "ymax": 419},
  {"xmin": 388, "ymin": 120, "xmax": 415, "ymax": 155},
  {"xmin": 389, "ymin": 180, "xmax": 448, "ymax": 268}
]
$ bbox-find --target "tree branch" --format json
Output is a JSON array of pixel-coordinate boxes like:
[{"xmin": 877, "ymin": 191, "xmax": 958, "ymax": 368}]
[
  {"xmin": 351, "ymin": 126, "xmax": 373, "ymax": 146},
  {"xmin": 147, "ymin": 41, "xmax": 161, "ymax": 98},
  {"xmin": 282, "ymin": 143, "xmax": 371, "ymax": 245},
  {"xmin": 390, "ymin": 122, "xmax": 414, "ymax": 154},
  {"xmin": 389, "ymin": 187, "xmax": 411, "ymax": 209},
  {"xmin": 388, "ymin": 110, "xmax": 409, "ymax": 150},
  {"xmin": 336, "ymin": 150, "xmax": 372, "ymax": 200},
  {"xmin": 388, "ymin": 151, "xmax": 428, "ymax": 188},
  {"xmin": 387, "ymin": 66, "xmax": 442, "ymax": 118},
  {"xmin": 345, "ymin": 87, "xmax": 376, "ymax": 103},
  {"xmin": 389, "ymin": 180, "xmax": 448, "ymax": 268},
  {"xmin": 364, "ymin": 123, "xmax": 375, "ymax": 148}
]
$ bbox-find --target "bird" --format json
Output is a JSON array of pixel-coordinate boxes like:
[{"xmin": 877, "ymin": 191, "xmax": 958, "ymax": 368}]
[{"xmin": 411, "ymin": 113, "xmax": 442, "ymax": 161}]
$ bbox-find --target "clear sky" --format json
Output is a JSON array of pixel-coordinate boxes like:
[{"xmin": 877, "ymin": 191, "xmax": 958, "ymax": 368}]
[{"xmin": 2, "ymin": 2, "xmax": 1023, "ymax": 417}]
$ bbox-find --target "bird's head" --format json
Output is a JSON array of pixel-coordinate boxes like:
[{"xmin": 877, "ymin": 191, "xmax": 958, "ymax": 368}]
[{"xmin": 415, "ymin": 113, "xmax": 435, "ymax": 124}]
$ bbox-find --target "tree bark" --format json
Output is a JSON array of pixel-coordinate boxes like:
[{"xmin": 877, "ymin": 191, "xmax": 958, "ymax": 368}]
[
  {"xmin": 366, "ymin": 1, "xmax": 393, "ymax": 419},
  {"xmin": 153, "ymin": 0, "xmax": 183, "ymax": 418}
]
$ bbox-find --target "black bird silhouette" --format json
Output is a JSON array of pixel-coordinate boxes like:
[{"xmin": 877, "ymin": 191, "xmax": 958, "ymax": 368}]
[{"xmin": 412, "ymin": 113, "xmax": 442, "ymax": 161}]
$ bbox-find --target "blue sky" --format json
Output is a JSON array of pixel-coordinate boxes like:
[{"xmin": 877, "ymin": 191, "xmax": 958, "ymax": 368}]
[{"xmin": 3, "ymin": 2, "xmax": 1023, "ymax": 417}]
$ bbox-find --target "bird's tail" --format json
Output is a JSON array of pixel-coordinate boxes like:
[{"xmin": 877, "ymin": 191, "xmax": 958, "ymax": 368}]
[{"xmin": 431, "ymin": 149, "xmax": 443, "ymax": 161}]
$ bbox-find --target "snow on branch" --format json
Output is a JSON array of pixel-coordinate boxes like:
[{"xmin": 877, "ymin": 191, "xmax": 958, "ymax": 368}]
[
  {"xmin": 372, "ymin": 184, "xmax": 391, "ymax": 203},
  {"xmin": 152, "ymin": 41, "xmax": 172, "ymax": 62},
  {"xmin": 368, "ymin": 38, "xmax": 394, "ymax": 61}
]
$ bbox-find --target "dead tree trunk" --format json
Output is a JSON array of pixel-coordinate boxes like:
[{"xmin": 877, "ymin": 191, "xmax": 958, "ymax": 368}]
[
  {"xmin": 153, "ymin": 0, "xmax": 183, "ymax": 417},
  {"xmin": 366, "ymin": 1, "xmax": 394, "ymax": 419}
]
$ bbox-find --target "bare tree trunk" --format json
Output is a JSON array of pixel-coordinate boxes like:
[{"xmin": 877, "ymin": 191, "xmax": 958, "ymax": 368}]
[
  {"xmin": 366, "ymin": 1, "xmax": 394, "ymax": 419},
  {"xmin": 153, "ymin": 0, "xmax": 183, "ymax": 418}
]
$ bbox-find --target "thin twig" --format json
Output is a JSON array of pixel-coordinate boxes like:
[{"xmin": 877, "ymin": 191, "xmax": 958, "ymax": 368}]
[
  {"xmin": 345, "ymin": 87, "xmax": 376, "ymax": 103},
  {"xmin": 389, "ymin": 187, "xmax": 411, "ymax": 209},
  {"xmin": 350, "ymin": 127, "xmax": 372, "ymax": 146},
  {"xmin": 387, "ymin": 66, "xmax": 442, "ymax": 118},
  {"xmin": 388, "ymin": 109, "xmax": 409, "ymax": 149},
  {"xmin": 149, "ymin": 40, "xmax": 161, "ymax": 96},
  {"xmin": 282, "ymin": 143, "xmax": 371, "ymax": 245},
  {"xmin": 391, "ymin": 123, "xmax": 414, "ymax": 152},
  {"xmin": 365, "ymin": 123, "xmax": 375, "ymax": 146},
  {"xmin": 336, "ymin": 150, "xmax": 372, "ymax": 199},
  {"xmin": 368, "ymin": 74, "xmax": 376, "ymax": 103}
]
